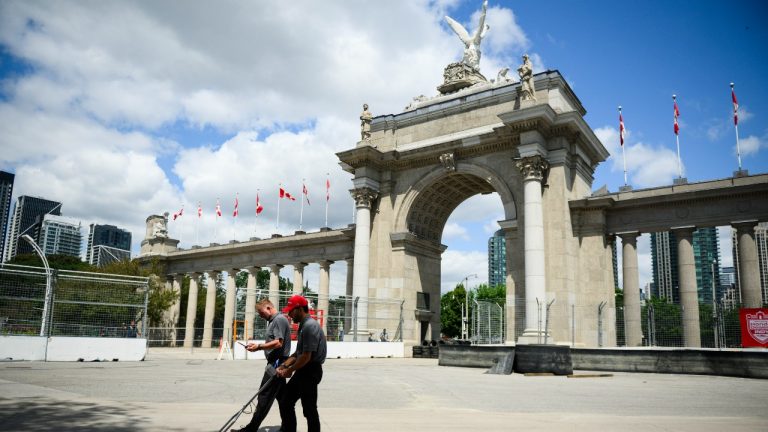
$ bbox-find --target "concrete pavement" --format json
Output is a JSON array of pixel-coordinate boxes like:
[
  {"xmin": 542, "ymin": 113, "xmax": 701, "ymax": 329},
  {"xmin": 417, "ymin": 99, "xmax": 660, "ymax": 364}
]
[{"xmin": 0, "ymin": 348, "xmax": 766, "ymax": 431}]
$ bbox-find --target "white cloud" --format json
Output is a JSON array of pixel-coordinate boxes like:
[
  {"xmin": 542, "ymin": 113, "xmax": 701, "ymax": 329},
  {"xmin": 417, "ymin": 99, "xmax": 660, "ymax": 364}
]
[
  {"xmin": 441, "ymin": 249, "xmax": 488, "ymax": 293},
  {"xmin": 594, "ymin": 126, "xmax": 681, "ymax": 188},
  {"xmin": 443, "ymin": 222, "xmax": 470, "ymax": 241},
  {"xmin": 739, "ymin": 135, "xmax": 766, "ymax": 157}
]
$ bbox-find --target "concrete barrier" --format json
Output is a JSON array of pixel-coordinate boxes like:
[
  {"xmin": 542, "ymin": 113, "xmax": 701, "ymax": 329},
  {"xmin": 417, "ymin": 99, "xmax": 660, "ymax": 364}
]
[
  {"xmin": 0, "ymin": 335, "xmax": 147, "ymax": 362},
  {"xmin": 234, "ymin": 341, "xmax": 404, "ymax": 360},
  {"xmin": 571, "ymin": 347, "xmax": 768, "ymax": 379}
]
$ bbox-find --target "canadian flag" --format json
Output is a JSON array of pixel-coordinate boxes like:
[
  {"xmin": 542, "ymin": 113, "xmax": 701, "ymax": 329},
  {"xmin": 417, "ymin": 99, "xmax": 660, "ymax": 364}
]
[
  {"xmin": 197, "ymin": 202, "xmax": 202, "ymax": 218},
  {"xmin": 673, "ymin": 99, "xmax": 680, "ymax": 135},
  {"xmin": 232, "ymin": 195, "xmax": 239, "ymax": 217},
  {"xmin": 216, "ymin": 200, "xmax": 222, "ymax": 217},
  {"xmin": 256, "ymin": 193, "xmax": 264, "ymax": 215},
  {"xmin": 303, "ymin": 184, "xmax": 311, "ymax": 206},
  {"xmin": 326, "ymin": 178, "xmax": 330, "ymax": 201},
  {"xmin": 279, "ymin": 187, "xmax": 296, "ymax": 201},
  {"xmin": 619, "ymin": 111, "xmax": 625, "ymax": 146},
  {"xmin": 732, "ymin": 85, "xmax": 739, "ymax": 126},
  {"xmin": 173, "ymin": 207, "xmax": 183, "ymax": 220}
]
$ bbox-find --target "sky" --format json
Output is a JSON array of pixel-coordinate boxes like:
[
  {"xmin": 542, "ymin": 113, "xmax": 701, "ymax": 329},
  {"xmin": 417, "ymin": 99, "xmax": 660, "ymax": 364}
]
[{"xmin": 1, "ymin": 0, "xmax": 766, "ymax": 296}]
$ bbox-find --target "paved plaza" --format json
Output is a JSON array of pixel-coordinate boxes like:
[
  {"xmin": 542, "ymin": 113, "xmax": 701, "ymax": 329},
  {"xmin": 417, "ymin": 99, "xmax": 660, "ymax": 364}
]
[{"xmin": 1, "ymin": 348, "xmax": 767, "ymax": 431}]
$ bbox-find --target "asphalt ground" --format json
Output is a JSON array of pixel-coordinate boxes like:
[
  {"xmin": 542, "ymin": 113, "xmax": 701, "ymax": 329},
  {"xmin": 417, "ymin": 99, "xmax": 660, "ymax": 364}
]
[{"xmin": 1, "ymin": 348, "xmax": 766, "ymax": 431}]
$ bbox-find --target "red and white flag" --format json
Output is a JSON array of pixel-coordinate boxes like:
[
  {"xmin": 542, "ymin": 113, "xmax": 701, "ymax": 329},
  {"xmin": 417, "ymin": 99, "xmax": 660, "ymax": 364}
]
[
  {"xmin": 232, "ymin": 195, "xmax": 239, "ymax": 217},
  {"xmin": 619, "ymin": 111, "xmax": 625, "ymax": 146},
  {"xmin": 279, "ymin": 187, "xmax": 296, "ymax": 201},
  {"xmin": 303, "ymin": 183, "xmax": 311, "ymax": 206},
  {"xmin": 216, "ymin": 199, "xmax": 222, "ymax": 217},
  {"xmin": 732, "ymin": 85, "xmax": 739, "ymax": 125},
  {"xmin": 326, "ymin": 178, "xmax": 330, "ymax": 202},
  {"xmin": 673, "ymin": 99, "xmax": 680, "ymax": 135},
  {"xmin": 256, "ymin": 193, "xmax": 264, "ymax": 215},
  {"xmin": 197, "ymin": 202, "xmax": 202, "ymax": 218},
  {"xmin": 173, "ymin": 207, "xmax": 184, "ymax": 220}
]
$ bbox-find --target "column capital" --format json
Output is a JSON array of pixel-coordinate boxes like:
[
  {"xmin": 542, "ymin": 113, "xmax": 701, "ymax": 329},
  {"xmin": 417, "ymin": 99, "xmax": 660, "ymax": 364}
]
[
  {"xmin": 318, "ymin": 260, "xmax": 334, "ymax": 269},
  {"xmin": 671, "ymin": 225, "xmax": 696, "ymax": 237},
  {"xmin": 515, "ymin": 155, "xmax": 549, "ymax": 182},
  {"xmin": 616, "ymin": 231, "xmax": 640, "ymax": 243},
  {"xmin": 245, "ymin": 266, "xmax": 261, "ymax": 274},
  {"xmin": 187, "ymin": 272, "xmax": 201, "ymax": 280},
  {"xmin": 732, "ymin": 220, "xmax": 759, "ymax": 233},
  {"xmin": 293, "ymin": 262, "xmax": 308, "ymax": 271},
  {"xmin": 267, "ymin": 264, "xmax": 283, "ymax": 273},
  {"xmin": 350, "ymin": 187, "xmax": 379, "ymax": 208}
]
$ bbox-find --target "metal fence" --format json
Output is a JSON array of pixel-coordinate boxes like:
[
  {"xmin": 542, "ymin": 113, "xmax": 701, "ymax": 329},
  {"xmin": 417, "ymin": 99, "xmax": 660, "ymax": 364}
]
[
  {"xmin": 471, "ymin": 300, "xmax": 505, "ymax": 344},
  {"xmin": 0, "ymin": 263, "xmax": 149, "ymax": 338},
  {"xmin": 146, "ymin": 289, "xmax": 405, "ymax": 347}
]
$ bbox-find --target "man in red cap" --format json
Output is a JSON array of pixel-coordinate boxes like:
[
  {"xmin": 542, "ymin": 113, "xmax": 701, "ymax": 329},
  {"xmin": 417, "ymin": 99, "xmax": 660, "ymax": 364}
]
[{"xmin": 277, "ymin": 295, "xmax": 327, "ymax": 432}]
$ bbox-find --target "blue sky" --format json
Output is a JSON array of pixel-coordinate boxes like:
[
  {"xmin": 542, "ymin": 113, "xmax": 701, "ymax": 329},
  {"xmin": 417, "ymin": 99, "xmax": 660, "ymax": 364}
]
[{"xmin": 0, "ymin": 0, "xmax": 766, "ymax": 294}]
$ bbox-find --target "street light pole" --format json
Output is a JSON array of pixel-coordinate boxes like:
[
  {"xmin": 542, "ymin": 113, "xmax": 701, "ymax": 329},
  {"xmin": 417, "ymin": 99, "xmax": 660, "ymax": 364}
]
[
  {"xmin": 461, "ymin": 274, "xmax": 477, "ymax": 340},
  {"xmin": 21, "ymin": 234, "xmax": 52, "ymax": 337}
]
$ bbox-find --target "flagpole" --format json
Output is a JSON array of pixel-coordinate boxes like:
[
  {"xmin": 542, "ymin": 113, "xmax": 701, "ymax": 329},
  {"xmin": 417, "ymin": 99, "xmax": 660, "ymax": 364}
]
[
  {"xmin": 276, "ymin": 184, "xmax": 281, "ymax": 232},
  {"xmin": 195, "ymin": 202, "xmax": 200, "ymax": 245},
  {"xmin": 731, "ymin": 83, "xmax": 742, "ymax": 171},
  {"xmin": 325, "ymin": 173, "xmax": 329, "ymax": 228},
  {"xmin": 673, "ymin": 95, "xmax": 682, "ymax": 179},
  {"xmin": 233, "ymin": 192, "xmax": 238, "ymax": 242},
  {"xmin": 215, "ymin": 198, "xmax": 219, "ymax": 243},
  {"xmin": 299, "ymin": 179, "xmax": 305, "ymax": 231},
  {"xmin": 255, "ymin": 189, "xmax": 260, "ymax": 235},
  {"xmin": 619, "ymin": 106, "xmax": 627, "ymax": 186}
]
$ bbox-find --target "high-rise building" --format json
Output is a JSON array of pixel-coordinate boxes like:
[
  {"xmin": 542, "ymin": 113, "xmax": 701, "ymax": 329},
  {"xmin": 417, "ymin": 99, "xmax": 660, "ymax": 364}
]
[
  {"xmin": 4, "ymin": 195, "xmax": 62, "ymax": 262},
  {"xmin": 650, "ymin": 227, "xmax": 720, "ymax": 304},
  {"xmin": 488, "ymin": 229, "xmax": 506, "ymax": 288},
  {"xmin": 0, "ymin": 171, "xmax": 14, "ymax": 263},
  {"xmin": 39, "ymin": 214, "xmax": 83, "ymax": 258},
  {"xmin": 733, "ymin": 222, "xmax": 768, "ymax": 305},
  {"xmin": 86, "ymin": 223, "xmax": 132, "ymax": 266}
]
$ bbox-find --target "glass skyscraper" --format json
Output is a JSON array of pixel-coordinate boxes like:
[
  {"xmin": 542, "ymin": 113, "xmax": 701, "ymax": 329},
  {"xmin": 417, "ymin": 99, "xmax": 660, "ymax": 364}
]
[
  {"xmin": 86, "ymin": 223, "xmax": 132, "ymax": 266},
  {"xmin": 0, "ymin": 171, "xmax": 14, "ymax": 263},
  {"xmin": 4, "ymin": 195, "xmax": 62, "ymax": 262},
  {"xmin": 650, "ymin": 227, "xmax": 720, "ymax": 304},
  {"xmin": 39, "ymin": 214, "xmax": 83, "ymax": 258},
  {"xmin": 487, "ymin": 229, "xmax": 506, "ymax": 288}
]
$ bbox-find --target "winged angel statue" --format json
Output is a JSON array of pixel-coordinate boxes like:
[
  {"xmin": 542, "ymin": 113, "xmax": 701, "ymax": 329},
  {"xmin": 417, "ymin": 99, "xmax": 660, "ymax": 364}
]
[{"xmin": 445, "ymin": 0, "xmax": 489, "ymax": 70}]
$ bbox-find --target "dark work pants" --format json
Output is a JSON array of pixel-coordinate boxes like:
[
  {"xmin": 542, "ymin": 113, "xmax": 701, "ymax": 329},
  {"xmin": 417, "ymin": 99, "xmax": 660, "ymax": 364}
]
[
  {"xmin": 244, "ymin": 365, "xmax": 286, "ymax": 430},
  {"xmin": 278, "ymin": 362, "xmax": 323, "ymax": 432}
]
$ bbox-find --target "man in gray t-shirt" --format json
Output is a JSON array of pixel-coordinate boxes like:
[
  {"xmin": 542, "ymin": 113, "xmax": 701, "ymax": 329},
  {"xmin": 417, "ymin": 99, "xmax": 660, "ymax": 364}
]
[
  {"xmin": 232, "ymin": 299, "xmax": 291, "ymax": 432},
  {"xmin": 277, "ymin": 295, "xmax": 327, "ymax": 432}
]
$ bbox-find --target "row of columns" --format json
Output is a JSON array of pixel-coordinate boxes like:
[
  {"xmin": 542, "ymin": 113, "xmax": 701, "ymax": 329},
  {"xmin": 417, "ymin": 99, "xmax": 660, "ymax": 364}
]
[
  {"xmin": 166, "ymin": 260, "xmax": 351, "ymax": 348},
  {"xmin": 619, "ymin": 220, "xmax": 763, "ymax": 347}
]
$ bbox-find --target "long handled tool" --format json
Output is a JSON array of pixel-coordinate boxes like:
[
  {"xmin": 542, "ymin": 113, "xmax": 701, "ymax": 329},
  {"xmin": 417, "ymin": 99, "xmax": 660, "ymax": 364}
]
[{"xmin": 218, "ymin": 364, "xmax": 278, "ymax": 432}]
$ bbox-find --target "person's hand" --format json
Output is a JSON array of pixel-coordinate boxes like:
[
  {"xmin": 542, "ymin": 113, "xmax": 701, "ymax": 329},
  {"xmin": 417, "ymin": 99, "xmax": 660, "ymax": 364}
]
[
  {"xmin": 246, "ymin": 343, "xmax": 259, "ymax": 352},
  {"xmin": 277, "ymin": 367, "xmax": 293, "ymax": 378}
]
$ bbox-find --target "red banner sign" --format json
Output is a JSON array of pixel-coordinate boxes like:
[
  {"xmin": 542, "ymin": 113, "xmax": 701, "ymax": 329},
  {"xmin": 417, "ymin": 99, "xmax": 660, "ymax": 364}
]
[{"xmin": 740, "ymin": 308, "xmax": 768, "ymax": 348}]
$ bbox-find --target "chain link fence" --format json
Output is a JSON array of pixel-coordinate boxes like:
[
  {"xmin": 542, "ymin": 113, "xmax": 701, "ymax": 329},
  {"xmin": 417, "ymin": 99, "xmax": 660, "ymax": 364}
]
[
  {"xmin": 146, "ymin": 289, "xmax": 404, "ymax": 347},
  {"xmin": 0, "ymin": 263, "xmax": 149, "ymax": 338}
]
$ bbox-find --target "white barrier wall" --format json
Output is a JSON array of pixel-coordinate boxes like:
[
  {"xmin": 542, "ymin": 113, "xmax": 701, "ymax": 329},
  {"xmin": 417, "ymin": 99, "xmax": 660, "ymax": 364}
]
[
  {"xmin": 0, "ymin": 336, "xmax": 147, "ymax": 361},
  {"xmin": 233, "ymin": 341, "xmax": 404, "ymax": 360}
]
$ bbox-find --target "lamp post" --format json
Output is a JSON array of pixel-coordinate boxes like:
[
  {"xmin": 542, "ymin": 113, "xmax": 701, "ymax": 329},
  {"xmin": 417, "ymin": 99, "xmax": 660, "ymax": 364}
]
[
  {"xmin": 21, "ymin": 234, "xmax": 52, "ymax": 337},
  {"xmin": 461, "ymin": 274, "xmax": 477, "ymax": 340}
]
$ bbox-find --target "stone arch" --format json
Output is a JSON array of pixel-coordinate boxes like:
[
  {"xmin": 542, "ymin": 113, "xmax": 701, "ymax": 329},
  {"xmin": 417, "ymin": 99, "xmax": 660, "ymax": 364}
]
[{"xmin": 394, "ymin": 161, "xmax": 518, "ymax": 242}]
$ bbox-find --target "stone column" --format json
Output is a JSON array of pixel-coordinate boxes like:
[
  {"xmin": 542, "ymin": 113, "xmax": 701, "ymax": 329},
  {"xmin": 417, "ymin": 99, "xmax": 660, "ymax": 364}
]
[
  {"xmin": 619, "ymin": 232, "xmax": 642, "ymax": 347},
  {"xmin": 344, "ymin": 258, "xmax": 354, "ymax": 334},
  {"xmin": 168, "ymin": 274, "xmax": 183, "ymax": 347},
  {"xmin": 351, "ymin": 188, "xmax": 378, "ymax": 334},
  {"xmin": 183, "ymin": 273, "xmax": 200, "ymax": 348},
  {"xmin": 268, "ymin": 264, "xmax": 283, "ymax": 308},
  {"xmin": 318, "ymin": 260, "xmax": 333, "ymax": 333},
  {"xmin": 244, "ymin": 266, "xmax": 260, "ymax": 340},
  {"xmin": 223, "ymin": 269, "xmax": 239, "ymax": 344},
  {"xmin": 673, "ymin": 227, "xmax": 701, "ymax": 347},
  {"xmin": 733, "ymin": 221, "xmax": 762, "ymax": 308},
  {"xmin": 293, "ymin": 263, "xmax": 306, "ymax": 294},
  {"xmin": 515, "ymin": 155, "xmax": 549, "ymax": 344},
  {"xmin": 201, "ymin": 270, "xmax": 220, "ymax": 348}
]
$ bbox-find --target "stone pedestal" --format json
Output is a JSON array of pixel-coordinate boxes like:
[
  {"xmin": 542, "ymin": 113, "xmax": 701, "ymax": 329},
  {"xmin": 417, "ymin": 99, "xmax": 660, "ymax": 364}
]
[{"xmin": 437, "ymin": 62, "xmax": 487, "ymax": 94}]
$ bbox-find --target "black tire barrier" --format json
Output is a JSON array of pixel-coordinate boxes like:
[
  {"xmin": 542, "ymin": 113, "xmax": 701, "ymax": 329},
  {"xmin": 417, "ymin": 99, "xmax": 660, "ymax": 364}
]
[
  {"xmin": 513, "ymin": 344, "xmax": 573, "ymax": 375},
  {"xmin": 412, "ymin": 345, "xmax": 424, "ymax": 358},
  {"xmin": 429, "ymin": 346, "xmax": 440, "ymax": 358},
  {"xmin": 422, "ymin": 340, "xmax": 430, "ymax": 346},
  {"xmin": 429, "ymin": 340, "xmax": 438, "ymax": 347}
]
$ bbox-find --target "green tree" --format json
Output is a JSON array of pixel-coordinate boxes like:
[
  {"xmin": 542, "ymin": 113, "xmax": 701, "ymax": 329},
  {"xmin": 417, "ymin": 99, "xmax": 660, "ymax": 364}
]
[
  {"xmin": 440, "ymin": 284, "xmax": 467, "ymax": 338},
  {"xmin": 101, "ymin": 258, "xmax": 178, "ymax": 327},
  {"xmin": 9, "ymin": 253, "xmax": 93, "ymax": 271},
  {"xmin": 475, "ymin": 283, "xmax": 506, "ymax": 304}
]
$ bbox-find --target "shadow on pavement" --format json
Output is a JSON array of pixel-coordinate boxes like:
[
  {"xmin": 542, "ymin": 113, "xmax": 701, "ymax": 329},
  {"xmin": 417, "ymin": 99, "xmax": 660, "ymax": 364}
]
[{"xmin": 0, "ymin": 397, "xmax": 156, "ymax": 431}]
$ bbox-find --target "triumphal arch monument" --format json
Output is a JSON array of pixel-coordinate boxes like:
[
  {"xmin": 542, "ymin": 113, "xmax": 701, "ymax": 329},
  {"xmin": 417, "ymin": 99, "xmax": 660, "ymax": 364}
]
[{"xmin": 338, "ymin": 1, "xmax": 612, "ymax": 346}]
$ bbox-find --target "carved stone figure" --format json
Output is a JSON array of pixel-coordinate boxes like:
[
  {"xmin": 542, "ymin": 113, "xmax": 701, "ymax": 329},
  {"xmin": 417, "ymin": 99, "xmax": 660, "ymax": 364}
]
[
  {"xmin": 360, "ymin": 104, "xmax": 372, "ymax": 142},
  {"xmin": 496, "ymin": 67, "xmax": 512, "ymax": 83},
  {"xmin": 445, "ymin": 0, "xmax": 489, "ymax": 70},
  {"xmin": 152, "ymin": 213, "xmax": 169, "ymax": 238},
  {"xmin": 517, "ymin": 54, "xmax": 537, "ymax": 101},
  {"xmin": 439, "ymin": 153, "xmax": 456, "ymax": 172}
]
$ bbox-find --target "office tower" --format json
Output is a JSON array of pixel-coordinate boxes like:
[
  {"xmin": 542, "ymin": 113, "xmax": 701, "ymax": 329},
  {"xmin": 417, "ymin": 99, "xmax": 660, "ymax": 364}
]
[
  {"xmin": 0, "ymin": 171, "xmax": 14, "ymax": 262},
  {"xmin": 39, "ymin": 214, "xmax": 83, "ymax": 258},
  {"xmin": 86, "ymin": 223, "xmax": 132, "ymax": 266},
  {"xmin": 487, "ymin": 229, "xmax": 506, "ymax": 288},
  {"xmin": 650, "ymin": 227, "xmax": 720, "ymax": 304},
  {"xmin": 4, "ymin": 196, "xmax": 62, "ymax": 262}
]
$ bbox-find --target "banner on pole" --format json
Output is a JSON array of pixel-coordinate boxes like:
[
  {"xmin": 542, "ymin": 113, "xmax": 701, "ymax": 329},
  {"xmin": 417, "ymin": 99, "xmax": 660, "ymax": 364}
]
[{"xmin": 740, "ymin": 308, "xmax": 768, "ymax": 348}]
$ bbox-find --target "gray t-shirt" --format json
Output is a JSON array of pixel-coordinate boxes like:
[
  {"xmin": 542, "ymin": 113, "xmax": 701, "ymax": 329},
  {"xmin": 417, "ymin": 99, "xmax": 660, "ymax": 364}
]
[
  {"xmin": 296, "ymin": 316, "xmax": 327, "ymax": 365},
  {"xmin": 264, "ymin": 312, "xmax": 291, "ymax": 364}
]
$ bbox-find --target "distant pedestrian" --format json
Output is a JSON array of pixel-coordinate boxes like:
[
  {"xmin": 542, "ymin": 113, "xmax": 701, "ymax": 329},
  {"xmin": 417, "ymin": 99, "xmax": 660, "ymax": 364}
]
[
  {"xmin": 231, "ymin": 298, "xmax": 291, "ymax": 432},
  {"xmin": 277, "ymin": 295, "xmax": 327, "ymax": 432},
  {"xmin": 126, "ymin": 320, "xmax": 139, "ymax": 338}
]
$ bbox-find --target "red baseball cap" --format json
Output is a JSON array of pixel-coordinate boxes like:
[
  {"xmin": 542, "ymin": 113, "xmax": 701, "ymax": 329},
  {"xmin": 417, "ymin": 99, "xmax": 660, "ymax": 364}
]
[{"xmin": 282, "ymin": 295, "xmax": 308, "ymax": 314}]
